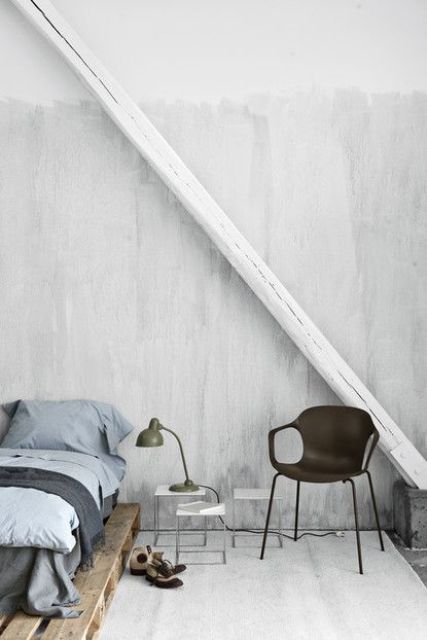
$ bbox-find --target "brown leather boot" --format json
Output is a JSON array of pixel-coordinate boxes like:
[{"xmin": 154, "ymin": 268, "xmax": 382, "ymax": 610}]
[
  {"xmin": 163, "ymin": 558, "xmax": 186, "ymax": 575},
  {"xmin": 146, "ymin": 556, "xmax": 184, "ymax": 589},
  {"xmin": 130, "ymin": 545, "xmax": 152, "ymax": 575},
  {"xmin": 130, "ymin": 547, "xmax": 186, "ymax": 577}
]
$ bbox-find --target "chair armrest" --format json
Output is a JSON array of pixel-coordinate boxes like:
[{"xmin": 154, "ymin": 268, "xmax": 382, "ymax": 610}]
[{"xmin": 268, "ymin": 423, "xmax": 297, "ymax": 468}]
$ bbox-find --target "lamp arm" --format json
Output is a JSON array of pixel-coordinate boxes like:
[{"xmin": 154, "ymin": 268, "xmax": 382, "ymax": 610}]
[{"xmin": 161, "ymin": 426, "xmax": 191, "ymax": 482}]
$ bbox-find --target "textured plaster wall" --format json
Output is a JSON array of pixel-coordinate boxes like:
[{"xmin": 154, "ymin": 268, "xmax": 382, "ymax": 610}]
[
  {"xmin": 1, "ymin": 0, "xmax": 427, "ymax": 529},
  {"xmin": 1, "ymin": 90, "xmax": 426, "ymax": 528}
]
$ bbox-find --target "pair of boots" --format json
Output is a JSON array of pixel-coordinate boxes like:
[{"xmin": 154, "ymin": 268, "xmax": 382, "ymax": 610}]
[{"xmin": 130, "ymin": 545, "xmax": 186, "ymax": 589}]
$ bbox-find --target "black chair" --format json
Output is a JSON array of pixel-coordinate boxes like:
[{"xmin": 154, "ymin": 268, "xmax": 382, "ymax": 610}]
[{"xmin": 260, "ymin": 406, "xmax": 385, "ymax": 573}]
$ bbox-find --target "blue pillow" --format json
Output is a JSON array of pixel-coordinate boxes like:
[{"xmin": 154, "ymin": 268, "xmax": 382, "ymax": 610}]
[{"xmin": 1, "ymin": 400, "xmax": 133, "ymax": 481}]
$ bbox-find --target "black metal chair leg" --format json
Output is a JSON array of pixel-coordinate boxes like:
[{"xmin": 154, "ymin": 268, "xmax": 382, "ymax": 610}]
[
  {"xmin": 344, "ymin": 478, "xmax": 363, "ymax": 575},
  {"xmin": 260, "ymin": 473, "xmax": 280, "ymax": 560},
  {"xmin": 365, "ymin": 470, "xmax": 385, "ymax": 551},
  {"xmin": 294, "ymin": 481, "xmax": 300, "ymax": 541}
]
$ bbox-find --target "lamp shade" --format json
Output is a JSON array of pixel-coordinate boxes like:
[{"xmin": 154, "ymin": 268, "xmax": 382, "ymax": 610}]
[{"xmin": 136, "ymin": 417, "xmax": 164, "ymax": 447}]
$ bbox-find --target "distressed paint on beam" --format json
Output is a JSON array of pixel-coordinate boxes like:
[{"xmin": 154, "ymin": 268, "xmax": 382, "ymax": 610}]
[{"xmin": 10, "ymin": 0, "xmax": 427, "ymax": 488}]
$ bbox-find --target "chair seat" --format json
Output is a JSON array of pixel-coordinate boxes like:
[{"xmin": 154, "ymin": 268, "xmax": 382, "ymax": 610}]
[{"xmin": 274, "ymin": 461, "xmax": 363, "ymax": 483}]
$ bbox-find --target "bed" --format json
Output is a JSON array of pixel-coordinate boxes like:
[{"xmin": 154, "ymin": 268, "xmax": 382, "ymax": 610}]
[{"xmin": 0, "ymin": 399, "xmax": 134, "ymax": 619}]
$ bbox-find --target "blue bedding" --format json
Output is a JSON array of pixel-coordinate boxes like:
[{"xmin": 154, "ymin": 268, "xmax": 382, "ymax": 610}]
[
  {"xmin": 0, "ymin": 449, "xmax": 120, "ymax": 507},
  {"xmin": 0, "ymin": 449, "xmax": 121, "ymax": 617},
  {"xmin": 0, "ymin": 450, "xmax": 118, "ymax": 552},
  {"xmin": 1, "ymin": 400, "xmax": 134, "ymax": 481}
]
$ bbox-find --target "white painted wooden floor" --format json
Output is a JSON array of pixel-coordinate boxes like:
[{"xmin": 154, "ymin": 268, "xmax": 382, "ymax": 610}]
[{"xmin": 101, "ymin": 532, "xmax": 427, "ymax": 640}]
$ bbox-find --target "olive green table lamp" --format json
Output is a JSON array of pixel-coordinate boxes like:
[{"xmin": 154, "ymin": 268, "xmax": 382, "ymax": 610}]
[{"xmin": 136, "ymin": 417, "xmax": 199, "ymax": 492}]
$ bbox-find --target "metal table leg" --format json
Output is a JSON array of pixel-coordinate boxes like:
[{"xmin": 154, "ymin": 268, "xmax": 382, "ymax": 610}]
[
  {"xmin": 223, "ymin": 518, "xmax": 227, "ymax": 564},
  {"xmin": 232, "ymin": 496, "xmax": 236, "ymax": 547},
  {"xmin": 175, "ymin": 515, "xmax": 180, "ymax": 565},
  {"xmin": 154, "ymin": 495, "xmax": 159, "ymax": 546}
]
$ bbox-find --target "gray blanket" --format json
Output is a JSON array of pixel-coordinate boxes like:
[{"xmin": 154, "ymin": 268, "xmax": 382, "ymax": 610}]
[
  {"xmin": 0, "ymin": 449, "xmax": 120, "ymax": 507},
  {"xmin": 0, "ymin": 466, "xmax": 104, "ymax": 568}
]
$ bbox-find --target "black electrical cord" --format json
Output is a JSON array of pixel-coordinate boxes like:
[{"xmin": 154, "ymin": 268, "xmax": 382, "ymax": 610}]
[{"xmin": 198, "ymin": 484, "xmax": 339, "ymax": 541}]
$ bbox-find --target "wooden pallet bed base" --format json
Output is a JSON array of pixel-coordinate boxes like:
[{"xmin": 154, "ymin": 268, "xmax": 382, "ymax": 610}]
[{"xmin": 0, "ymin": 502, "xmax": 140, "ymax": 640}]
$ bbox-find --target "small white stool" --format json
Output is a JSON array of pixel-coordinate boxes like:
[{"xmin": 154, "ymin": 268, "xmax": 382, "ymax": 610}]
[
  {"xmin": 232, "ymin": 488, "xmax": 284, "ymax": 548},
  {"xmin": 176, "ymin": 501, "xmax": 227, "ymax": 565}
]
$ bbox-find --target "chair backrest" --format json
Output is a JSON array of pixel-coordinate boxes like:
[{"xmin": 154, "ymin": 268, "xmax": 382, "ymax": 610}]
[
  {"xmin": 294, "ymin": 406, "xmax": 378, "ymax": 473},
  {"xmin": 269, "ymin": 406, "xmax": 379, "ymax": 473}
]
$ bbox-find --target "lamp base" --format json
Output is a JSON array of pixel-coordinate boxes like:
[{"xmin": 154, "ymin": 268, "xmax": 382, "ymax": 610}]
[{"xmin": 169, "ymin": 481, "xmax": 200, "ymax": 492}]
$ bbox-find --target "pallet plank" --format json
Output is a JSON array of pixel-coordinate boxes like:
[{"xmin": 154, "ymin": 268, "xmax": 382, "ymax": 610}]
[
  {"xmin": 42, "ymin": 503, "xmax": 139, "ymax": 640},
  {"xmin": 0, "ymin": 503, "xmax": 139, "ymax": 640},
  {"xmin": 0, "ymin": 612, "xmax": 43, "ymax": 640}
]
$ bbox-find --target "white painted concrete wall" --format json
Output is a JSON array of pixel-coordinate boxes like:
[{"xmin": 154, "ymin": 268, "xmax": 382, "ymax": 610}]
[
  {"xmin": 2, "ymin": 0, "xmax": 427, "ymax": 103},
  {"xmin": 1, "ymin": 1, "xmax": 426, "ymax": 528}
]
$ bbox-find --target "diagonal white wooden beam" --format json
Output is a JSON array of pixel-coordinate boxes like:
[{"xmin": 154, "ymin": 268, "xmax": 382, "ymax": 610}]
[{"xmin": 10, "ymin": 0, "xmax": 427, "ymax": 488}]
